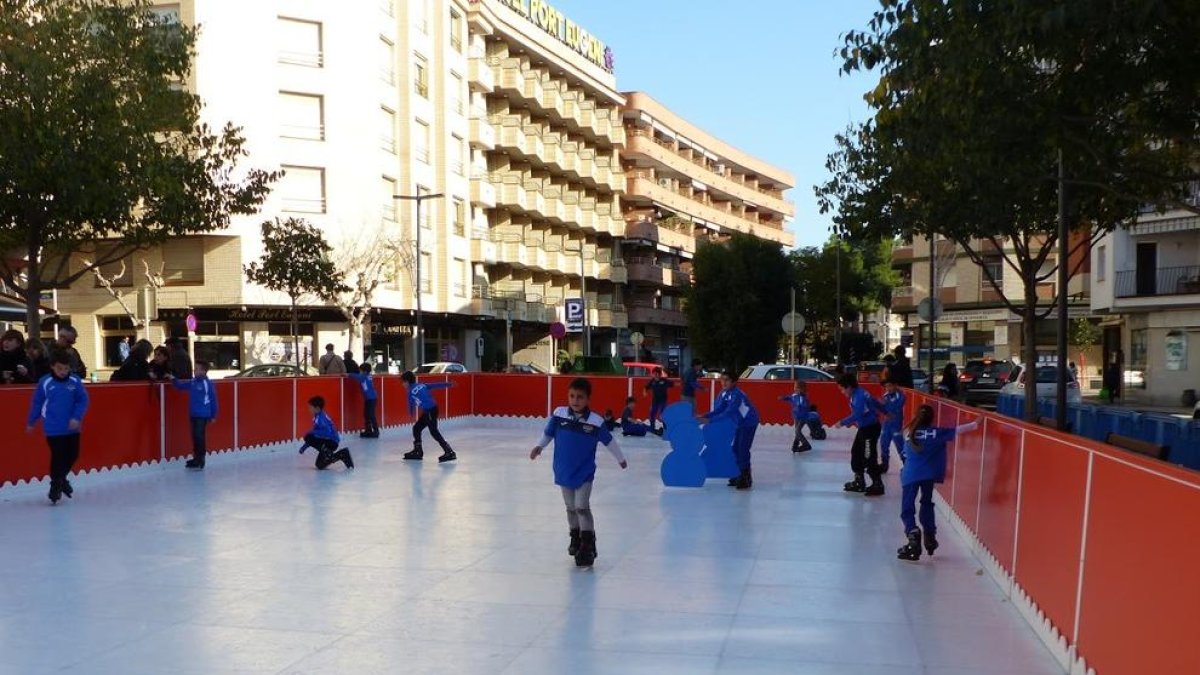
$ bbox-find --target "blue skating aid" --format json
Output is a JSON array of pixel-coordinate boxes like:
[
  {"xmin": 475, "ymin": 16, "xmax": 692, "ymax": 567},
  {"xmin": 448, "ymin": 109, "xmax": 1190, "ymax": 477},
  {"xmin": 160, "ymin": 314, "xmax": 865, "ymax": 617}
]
[
  {"xmin": 660, "ymin": 402, "xmax": 706, "ymax": 487},
  {"xmin": 699, "ymin": 417, "xmax": 738, "ymax": 479}
]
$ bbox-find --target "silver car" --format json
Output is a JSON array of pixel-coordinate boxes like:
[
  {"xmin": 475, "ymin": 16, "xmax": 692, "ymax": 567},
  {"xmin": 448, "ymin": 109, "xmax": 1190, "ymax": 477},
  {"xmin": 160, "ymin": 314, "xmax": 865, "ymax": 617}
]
[
  {"xmin": 1000, "ymin": 364, "xmax": 1083, "ymax": 405},
  {"xmin": 739, "ymin": 364, "xmax": 835, "ymax": 382}
]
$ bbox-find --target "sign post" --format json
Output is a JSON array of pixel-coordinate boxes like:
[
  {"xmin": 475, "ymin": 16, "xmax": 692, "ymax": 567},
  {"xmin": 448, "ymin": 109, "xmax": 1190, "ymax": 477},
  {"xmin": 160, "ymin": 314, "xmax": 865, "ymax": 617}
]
[{"xmin": 781, "ymin": 309, "xmax": 806, "ymax": 369}]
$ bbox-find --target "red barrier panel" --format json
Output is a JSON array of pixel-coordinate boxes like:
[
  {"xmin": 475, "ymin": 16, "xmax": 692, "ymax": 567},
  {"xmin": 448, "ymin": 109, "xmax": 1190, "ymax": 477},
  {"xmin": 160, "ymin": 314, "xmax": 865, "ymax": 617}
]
[
  {"xmin": 976, "ymin": 417, "xmax": 1021, "ymax": 571},
  {"xmin": 164, "ymin": 381, "xmax": 236, "ymax": 460},
  {"xmin": 236, "ymin": 378, "xmax": 295, "ymax": 448},
  {"xmin": 77, "ymin": 383, "xmax": 162, "ymax": 472},
  {"xmin": 380, "ymin": 375, "xmax": 408, "ymax": 427},
  {"xmin": 443, "ymin": 373, "xmax": 474, "ymax": 418},
  {"xmin": 0, "ymin": 386, "xmax": 49, "ymax": 485},
  {"xmin": 546, "ymin": 375, "xmax": 628, "ymax": 420},
  {"xmin": 295, "ymin": 377, "xmax": 343, "ymax": 437},
  {"xmin": 341, "ymin": 376, "xmax": 365, "ymax": 433},
  {"xmin": 471, "ymin": 374, "xmax": 547, "ymax": 418},
  {"xmin": 627, "ymin": 376, "xmax": 681, "ymax": 420}
]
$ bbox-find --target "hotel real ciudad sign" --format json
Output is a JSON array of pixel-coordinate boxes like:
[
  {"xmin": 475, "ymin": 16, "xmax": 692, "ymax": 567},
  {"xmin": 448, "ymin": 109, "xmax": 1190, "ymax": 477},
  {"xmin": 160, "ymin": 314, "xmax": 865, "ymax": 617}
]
[{"xmin": 495, "ymin": 0, "xmax": 615, "ymax": 72}]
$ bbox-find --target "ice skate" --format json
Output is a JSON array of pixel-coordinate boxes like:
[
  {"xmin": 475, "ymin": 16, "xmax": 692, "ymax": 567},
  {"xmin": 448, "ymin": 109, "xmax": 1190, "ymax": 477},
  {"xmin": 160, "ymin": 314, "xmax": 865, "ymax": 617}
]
[
  {"xmin": 880, "ymin": 459, "xmax": 890, "ymax": 474},
  {"xmin": 575, "ymin": 531, "xmax": 597, "ymax": 567},
  {"xmin": 438, "ymin": 449, "xmax": 457, "ymax": 463},
  {"xmin": 184, "ymin": 459, "xmax": 204, "ymax": 470},
  {"xmin": 337, "ymin": 448, "xmax": 354, "ymax": 469},
  {"xmin": 843, "ymin": 476, "xmax": 866, "ymax": 492},
  {"xmin": 735, "ymin": 469, "xmax": 753, "ymax": 490},
  {"xmin": 47, "ymin": 481, "xmax": 61, "ymax": 505},
  {"xmin": 923, "ymin": 529, "xmax": 939, "ymax": 556},
  {"xmin": 897, "ymin": 528, "xmax": 922, "ymax": 561},
  {"xmin": 568, "ymin": 528, "xmax": 581, "ymax": 556},
  {"xmin": 403, "ymin": 447, "xmax": 424, "ymax": 461},
  {"xmin": 61, "ymin": 479, "xmax": 73, "ymax": 499},
  {"xmin": 864, "ymin": 482, "xmax": 885, "ymax": 497}
]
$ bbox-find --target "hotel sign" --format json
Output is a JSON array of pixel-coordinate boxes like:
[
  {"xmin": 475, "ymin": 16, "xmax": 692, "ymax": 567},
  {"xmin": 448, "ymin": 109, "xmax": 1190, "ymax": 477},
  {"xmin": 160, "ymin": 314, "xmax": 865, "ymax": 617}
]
[{"xmin": 496, "ymin": 0, "xmax": 614, "ymax": 72}]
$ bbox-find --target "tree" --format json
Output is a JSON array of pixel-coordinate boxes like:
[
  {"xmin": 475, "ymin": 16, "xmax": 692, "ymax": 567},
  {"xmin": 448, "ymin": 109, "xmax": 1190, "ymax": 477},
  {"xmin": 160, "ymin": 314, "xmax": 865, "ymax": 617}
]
[
  {"xmin": 685, "ymin": 233, "xmax": 791, "ymax": 372},
  {"xmin": 0, "ymin": 0, "xmax": 276, "ymax": 329},
  {"xmin": 244, "ymin": 218, "xmax": 348, "ymax": 372},
  {"xmin": 815, "ymin": 0, "xmax": 1200, "ymax": 420},
  {"xmin": 1070, "ymin": 317, "xmax": 1101, "ymax": 376},
  {"xmin": 328, "ymin": 229, "xmax": 405, "ymax": 358},
  {"xmin": 792, "ymin": 236, "xmax": 897, "ymax": 362}
]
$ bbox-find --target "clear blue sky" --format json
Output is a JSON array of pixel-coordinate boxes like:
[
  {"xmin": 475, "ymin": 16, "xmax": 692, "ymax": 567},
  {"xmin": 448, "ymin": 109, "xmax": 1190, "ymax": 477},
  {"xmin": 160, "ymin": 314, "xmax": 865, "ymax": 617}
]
[{"xmin": 552, "ymin": 0, "xmax": 882, "ymax": 249}]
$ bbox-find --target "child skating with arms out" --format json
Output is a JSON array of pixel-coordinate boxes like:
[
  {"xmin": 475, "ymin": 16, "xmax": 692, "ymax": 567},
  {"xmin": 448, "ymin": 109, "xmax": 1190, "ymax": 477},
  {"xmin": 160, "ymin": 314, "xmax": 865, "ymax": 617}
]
[
  {"xmin": 896, "ymin": 404, "xmax": 979, "ymax": 561},
  {"xmin": 779, "ymin": 380, "xmax": 814, "ymax": 453}
]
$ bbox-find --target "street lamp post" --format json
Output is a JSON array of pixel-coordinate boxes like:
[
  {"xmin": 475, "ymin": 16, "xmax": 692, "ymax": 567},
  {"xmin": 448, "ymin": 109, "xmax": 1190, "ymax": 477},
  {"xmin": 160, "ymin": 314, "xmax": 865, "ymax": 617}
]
[{"xmin": 394, "ymin": 191, "xmax": 444, "ymax": 369}]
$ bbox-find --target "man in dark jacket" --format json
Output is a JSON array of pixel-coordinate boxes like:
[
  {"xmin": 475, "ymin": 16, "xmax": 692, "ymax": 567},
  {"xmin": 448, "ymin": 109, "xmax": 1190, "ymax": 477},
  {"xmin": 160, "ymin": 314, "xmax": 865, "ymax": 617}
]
[
  {"xmin": 166, "ymin": 337, "xmax": 193, "ymax": 379},
  {"xmin": 885, "ymin": 346, "xmax": 914, "ymax": 388},
  {"xmin": 55, "ymin": 327, "xmax": 87, "ymax": 379},
  {"xmin": 343, "ymin": 350, "xmax": 359, "ymax": 374}
]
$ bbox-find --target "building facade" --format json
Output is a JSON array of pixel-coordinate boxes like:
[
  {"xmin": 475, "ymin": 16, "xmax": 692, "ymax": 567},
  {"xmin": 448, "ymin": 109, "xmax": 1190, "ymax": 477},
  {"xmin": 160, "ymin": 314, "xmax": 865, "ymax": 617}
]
[{"xmin": 1091, "ymin": 184, "xmax": 1200, "ymax": 406}]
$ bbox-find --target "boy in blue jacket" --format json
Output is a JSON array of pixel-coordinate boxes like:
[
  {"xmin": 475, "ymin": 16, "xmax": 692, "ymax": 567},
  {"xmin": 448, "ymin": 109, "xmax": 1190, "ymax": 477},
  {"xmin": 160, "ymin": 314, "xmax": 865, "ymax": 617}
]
[
  {"xmin": 779, "ymin": 380, "xmax": 814, "ymax": 453},
  {"xmin": 401, "ymin": 371, "xmax": 456, "ymax": 462},
  {"xmin": 643, "ymin": 367, "xmax": 673, "ymax": 435},
  {"xmin": 619, "ymin": 396, "xmax": 650, "ymax": 437},
  {"xmin": 835, "ymin": 374, "xmax": 885, "ymax": 496},
  {"xmin": 896, "ymin": 404, "xmax": 979, "ymax": 560},
  {"xmin": 877, "ymin": 379, "xmax": 907, "ymax": 473},
  {"xmin": 26, "ymin": 351, "xmax": 89, "ymax": 504},
  {"xmin": 348, "ymin": 363, "xmax": 379, "ymax": 438},
  {"xmin": 530, "ymin": 378, "xmax": 626, "ymax": 567},
  {"xmin": 299, "ymin": 396, "xmax": 353, "ymax": 470},
  {"xmin": 170, "ymin": 360, "xmax": 217, "ymax": 469},
  {"xmin": 701, "ymin": 371, "xmax": 759, "ymax": 490}
]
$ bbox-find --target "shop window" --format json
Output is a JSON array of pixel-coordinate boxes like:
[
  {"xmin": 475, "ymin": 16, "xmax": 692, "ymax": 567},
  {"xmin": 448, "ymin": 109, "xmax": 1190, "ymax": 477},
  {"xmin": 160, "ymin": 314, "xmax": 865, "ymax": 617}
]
[{"xmin": 100, "ymin": 315, "xmax": 137, "ymax": 367}]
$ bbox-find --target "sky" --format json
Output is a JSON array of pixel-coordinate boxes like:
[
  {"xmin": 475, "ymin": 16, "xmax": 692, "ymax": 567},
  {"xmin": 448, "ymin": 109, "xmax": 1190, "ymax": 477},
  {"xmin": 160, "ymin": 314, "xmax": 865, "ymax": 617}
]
[{"xmin": 552, "ymin": 0, "xmax": 883, "ymax": 249}]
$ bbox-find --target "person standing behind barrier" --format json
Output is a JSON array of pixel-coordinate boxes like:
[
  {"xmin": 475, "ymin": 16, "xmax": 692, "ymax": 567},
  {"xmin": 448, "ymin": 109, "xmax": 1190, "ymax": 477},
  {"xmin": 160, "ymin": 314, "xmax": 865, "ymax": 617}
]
[
  {"xmin": 836, "ymin": 374, "xmax": 885, "ymax": 496},
  {"xmin": 26, "ymin": 351, "xmax": 89, "ymax": 504},
  {"xmin": 25, "ymin": 339, "xmax": 51, "ymax": 382},
  {"xmin": 343, "ymin": 350, "xmax": 359, "ymax": 374},
  {"xmin": 1, "ymin": 329, "xmax": 33, "ymax": 384},
  {"xmin": 877, "ymin": 379, "xmax": 907, "ymax": 473},
  {"xmin": 55, "ymin": 327, "xmax": 87, "ymax": 379},
  {"xmin": 896, "ymin": 404, "xmax": 979, "ymax": 561},
  {"xmin": 169, "ymin": 360, "xmax": 218, "ymax": 470},
  {"xmin": 299, "ymin": 396, "xmax": 354, "ymax": 470},
  {"xmin": 937, "ymin": 363, "xmax": 960, "ymax": 399},
  {"xmin": 700, "ymin": 370, "xmax": 759, "ymax": 490},
  {"xmin": 886, "ymin": 346, "xmax": 914, "ymax": 389},
  {"xmin": 110, "ymin": 339, "xmax": 154, "ymax": 381},
  {"xmin": 681, "ymin": 359, "xmax": 702, "ymax": 404},
  {"xmin": 401, "ymin": 371, "xmax": 456, "ymax": 463},
  {"xmin": 319, "ymin": 344, "xmax": 346, "ymax": 375},
  {"xmin": 643, "ymin": 367, "xmax": 673, "ymax": 436},
  {"xmin": 149, "ymin": 345, "xmax": 172, "ymax": 380},
  {"xmin": 530, "ymin": 377, "xmax": 627, "ymax": 567},
  {"xmin": 348, "ymin": 363, "xmax": 380, "ymax": 438},
  {"xmin": 779, "ymin": 379, "xmax": 813, "ymax": 453},
  {"xmin": 166, "ymin": 337, "xmax": 192, "ymax": 379}
]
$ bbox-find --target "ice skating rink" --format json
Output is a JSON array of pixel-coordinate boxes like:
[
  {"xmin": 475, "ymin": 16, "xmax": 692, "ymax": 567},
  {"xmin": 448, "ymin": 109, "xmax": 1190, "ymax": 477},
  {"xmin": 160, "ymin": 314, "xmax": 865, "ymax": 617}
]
[{"xmin": 0, "ymin": 420, "xmax": 1063, "ymax": 675}]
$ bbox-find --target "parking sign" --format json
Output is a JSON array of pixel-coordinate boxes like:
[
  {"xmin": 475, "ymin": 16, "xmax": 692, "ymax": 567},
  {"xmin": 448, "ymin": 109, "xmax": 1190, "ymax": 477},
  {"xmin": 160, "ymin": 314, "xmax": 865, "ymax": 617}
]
[{"xmin": 565, "ymin": 298, "xmax": 585, "ymax": 333}]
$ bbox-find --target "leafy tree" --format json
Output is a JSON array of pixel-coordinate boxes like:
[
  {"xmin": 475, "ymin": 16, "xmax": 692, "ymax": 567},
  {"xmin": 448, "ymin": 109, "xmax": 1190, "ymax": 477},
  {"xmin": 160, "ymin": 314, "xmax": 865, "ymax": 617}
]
[
  {"xmin": 0, "ymin": 0, "xmax": 276, "ymax": 329},
  {"xmin": 245, "ymin": 218, "xmax": 348, "ymax": 372},
  {"xmin": 685, "ymin": 233, "xmax": 791, "ymax": 372},
  {"xmin": 816, "ymin": 0, "xmax": 1200, "ymax": 419},
  {"xmin": 792, "ymin": 236, "xmax": 897, "ymax": 362}
]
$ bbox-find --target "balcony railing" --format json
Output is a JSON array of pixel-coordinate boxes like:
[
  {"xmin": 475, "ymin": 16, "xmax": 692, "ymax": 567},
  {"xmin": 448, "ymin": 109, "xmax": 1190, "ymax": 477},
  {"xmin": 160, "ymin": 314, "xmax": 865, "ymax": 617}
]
[{"xmin": 1115, "ymin": 265, "xmax": 1200, "ymax": 298}]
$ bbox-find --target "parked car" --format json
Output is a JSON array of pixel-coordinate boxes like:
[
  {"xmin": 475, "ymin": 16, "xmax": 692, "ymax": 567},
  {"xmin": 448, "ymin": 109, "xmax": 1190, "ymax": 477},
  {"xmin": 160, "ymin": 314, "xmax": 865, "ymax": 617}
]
[
  {"xmin": 1000, "ymin": 364, "xmax": 1083, "ymax": 405},
  {"xmin": 624, "ymin": 361, "xmax": 664, "ymax": 377},
  {"xmin": 227, "ymin": 363, "xmax": 319, "ymax": 378},
  {"xmin": 416, "ymin": 362, "xmax": 468, "ymax": 374},
  {"xmin": 507, "ymin": 363, "xmax": 548, "ymax": 374},
  {"xmin": 740, "ymin": 364, "xmax": 836, "ymax": 382},
  {"xmin": 912, "ymin": 368, "xmax": 930, "ymax": 392},
  {"xmin": 960, "ymin": 358, "xmax": 1015, "ymax": 407}
]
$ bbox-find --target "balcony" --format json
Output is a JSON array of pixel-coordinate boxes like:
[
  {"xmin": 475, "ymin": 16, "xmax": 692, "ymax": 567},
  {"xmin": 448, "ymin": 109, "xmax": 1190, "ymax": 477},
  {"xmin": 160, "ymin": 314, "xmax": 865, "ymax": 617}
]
[
  {"xmin": 626, "ymin": 176, "xmax": 794, "ymax": 247},
  {"xmin": 627, "ymin": 302, "xmax": 687, "ymax": 327},
  {"xmin": 470, "ymin": 175, "xmax": 497, "ymax": 207},
  {"xmin": 468, "ymin": 113, "xmax": 495, "ymax": 150},
  {"xmin": 468, "ymin": 57, "xmax": 493, "ymax": 92},
  {"xmin": 624, "ymin": 219, "xmax": 696, "ymax": 254},
  {"xmin": 498, "ymin": 125, "xmax": 528, "ymax": 154},
  {"xmin": 1116, "ymin": 265, "xmax": 1200, "ymax": 298},
  {"xmin": 597, "ymin": 307, "xmax": 629, "ymax": 329},
  {"xmin": 468, "ymin": 285, "xmax": 494, "ymax": 317},
  {"xmin": 626, "ymin": 259, "xmax": 681, "ymax": 287},
  {"xmin": 470, "ymin": 232, "xmax": 498, "ymax": 264}
]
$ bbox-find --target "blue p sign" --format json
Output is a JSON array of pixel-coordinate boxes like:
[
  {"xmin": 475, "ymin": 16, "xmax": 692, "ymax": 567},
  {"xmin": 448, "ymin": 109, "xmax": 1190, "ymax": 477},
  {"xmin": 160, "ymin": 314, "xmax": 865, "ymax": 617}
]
[{"xmin": 565, "ymin": 298, "xmax": 584, "ymax": 333}]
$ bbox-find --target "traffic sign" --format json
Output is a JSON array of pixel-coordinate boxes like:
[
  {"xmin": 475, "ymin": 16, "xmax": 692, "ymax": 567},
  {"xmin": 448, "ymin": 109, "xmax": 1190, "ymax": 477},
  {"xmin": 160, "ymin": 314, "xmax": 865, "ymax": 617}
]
[
  {"xmin": 185, "ymin": 313, "xmax": 197, "ymax": 333},
  {"xmin": 549, "ymin": 322, "xmax": 566, "ymax": 339},
  {"xmin": 564, "ymin": 298, "xmax": 584, "ymax": 333},
  {"xmin": 917, "ymin": 298, "xmax": 944, "ymax": 322},
  {"xmin": 630, "ymin": 331, "xmax": 644, "ymax": 346},
  {"xmin": 781, "ymin": 312, "xmax": 806, "ymax": 336}
]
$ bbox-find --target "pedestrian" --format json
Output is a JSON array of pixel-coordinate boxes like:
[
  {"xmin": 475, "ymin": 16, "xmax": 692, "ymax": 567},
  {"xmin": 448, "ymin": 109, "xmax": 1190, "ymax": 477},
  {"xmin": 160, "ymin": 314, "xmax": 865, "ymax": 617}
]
[
  {"xmin": 55, "ymin": 326, "xmax": 87, "ymax": 379},
  {"xmin": 1103, "ymin": 354, "xmax": 1122, "ymax": 402},
  {"xmin": 877, "ymin": 379, "xmax": 907, "ymax": 473},
  {"xmin": 110, "ymin": 339, "xmax": 154, "ymax": 381},
  {"xmin": 348, "ymin": 363, "xmax": 380, "ymax": 438},
  {"xmin": 1, "ymin": 329, "xmax": 33, "ymax": 384},
  {"xmin": 885, "ymin": 346, "xmax": 914, "ymax": 388},
  {"xmin": 165, "ymin": 337, "xmax": 192, "ymax": 379},
  {"xmin": 619, "ymin": 396, "xmax": 650, "ymax": 437},
  {"xmin": 937, "ymin": 363, "xmax": 960, "ymax": 399},
  {"xmin": 117, "ymin": 336, "xmax": 131, "ymax": 365},
  {"xmin": 26, "ymin": 351, "xmax": 89, "ymax": 504},
  {"xmin": 401, "ymin": 371, "xmax": 456, "ymax": 462},
  {"xmin": 529, "ymin": 377, "xmax": 627, "ymax": 567},
  {"xmin": 896, "ymin": 404, "xmax": 979, "ymax": 561},
  {"xmin": 319, "ymin": 343, "xmax": 346, "ymax": 375},
  {"xmin": 643, "ymin": 367, "xmax": 673, "ymax": 435},
  {"xmin": 343, "ymin": 350, "xmax": 359, "ymax": 374},
  {"xmin": 835, "ymin": 374, "xmax": 885, "ymax": 496},
  {"xmin": 24, "ymin": 339, "xmax": 51, "ymax": 382},
  {"xmin": 149, "ymin": 345, "xmax": 172, "ymax": 381},
  {"xmin": 681, "ymin": 359, "xmax": 702, "ymax": 404},
  {"xmin": 700, "ymin": 370, "xmax": 759, "ymax": 490},
  {"xmin": 779, "ymin": 379, "xmax": 813, "ymax": 453},
  {"xmin": 298, "ymin": 396, "xmax": 354, "ymax": 470},
  {"xmin": 169, "ymin": 360, "xmax": 218, "ymax": 469},
  {"xmin": 1068, "ymin": 361, "xmax": 1078, "ymax": 382}
]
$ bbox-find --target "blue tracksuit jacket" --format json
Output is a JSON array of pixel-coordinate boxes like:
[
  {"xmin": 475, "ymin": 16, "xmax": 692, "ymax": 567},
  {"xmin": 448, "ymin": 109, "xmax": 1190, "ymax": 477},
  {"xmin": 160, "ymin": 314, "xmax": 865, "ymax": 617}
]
[
  {"xmin": 839, "ymin": 388, "xmax": 882, "ymax": 428},
  {"xmin": 171, "ymin": 376, "xmax": 218, "ymax": 419},
  {"xmin": 28, "ymin": 374, "xmax": 89, "ymax": 436},
  {"xmin": 308, "ymin": 410, "xmax": 340, "ymax": 444},
  {"xmin": 781, "ymin": 392, "xmax": 813, "ymax": 422},
  {"xmin": 538, "ymin": 406, "xmax": 625, "ymax": 489},
  {"xmin": 704, "ymin": 386, "xmax": 759, "ymax": 428},
  {"xmin": 408, "ymin": 381, "xmax": 451, "ymax": 414},
  {"xmin": 348, "ymin": 372, "xmax": 378, "ymax": 401},
  {"xmin": 879, "ymin": 390, "xmax": 905, "ymax": 430}
]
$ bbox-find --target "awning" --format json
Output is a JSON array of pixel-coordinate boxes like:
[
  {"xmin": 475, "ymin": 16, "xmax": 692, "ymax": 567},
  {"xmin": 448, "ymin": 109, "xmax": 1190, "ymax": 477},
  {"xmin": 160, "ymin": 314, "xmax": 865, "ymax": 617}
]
[
  {"xmin": 0, "ymin": 290, "xmax": 57, "ymax": 322},
  {"xmin": 1130, "ymin": 215, "xmax": 1200, "ymax": 235}
]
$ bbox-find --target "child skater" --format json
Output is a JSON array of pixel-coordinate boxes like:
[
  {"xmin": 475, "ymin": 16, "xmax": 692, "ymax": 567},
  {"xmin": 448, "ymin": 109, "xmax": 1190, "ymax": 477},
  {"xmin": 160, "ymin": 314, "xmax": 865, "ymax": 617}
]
[
  {"xmin": 896, "ymin": 404, "xmax": 979, "ymax": 561},
  {"xmin": 299, "ymin": 396, "xmax": 354, "ymax": 470},
  {"xmin": 530, "ymin": 377, "xmax": 626, "ymax": 567},
  {"xmin": 348, "ymin": 363, "xmax": 380, "ymax": 438},
  {"xmin": 619, "ymin": 396, "xmax": 650, "ymax": 437},
  {"xmin": 779, "ymin": 379, "xmax": 814, "ymax": 453},
  {"xmin": 835, "ymin": 374, "xmax": 885, "ymax": 496},
  {"xmin": 602, "ymin": 409, "xmax": 619, "ymax": 432},
  {"xmin": 878, "ymin": 378, "xmax": 907, "ymax": 473},
  {"xmin": 701, "ymin": 370, "xmax": 759, "ymax": 490},
  {"xmin": 401, "ymin": 371, "xmax": 456, "ymax": 462},
  {"xmin": 26, "ymin": 351, "xmax": 89, "ymax": 504},
  {"xmin": 643, "ymin": 367, "xmax": 673, "ymax": 435},
  {"xmin": 170, "ymin": 360, "xmax": 217, "ymax": 469}
]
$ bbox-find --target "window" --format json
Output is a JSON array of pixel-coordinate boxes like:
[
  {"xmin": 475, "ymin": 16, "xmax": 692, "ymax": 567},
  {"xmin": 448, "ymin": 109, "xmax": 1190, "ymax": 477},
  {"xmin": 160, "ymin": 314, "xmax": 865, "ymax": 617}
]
[
  {"xmin": 420, "ymin": 251, "xmax": 432, "ymax": 293},
  {"xmin": 268, "ymin": 322, "xmax": 314, "ymax": 336},
  {"xmin": 161, "ymin": 238, "xmax": 205, "ymax": 286},
  {"xmin": 449, "ymin": 9, "xmax": 463, "ymax": 52},
  {"xmin": 93, "ymin": 248, "xmax": 134, "ymax": 288},
  {"xmin": 451, "ymin": 134, "xmax": 465, "ymax": 176},
  {"xmin": 381, "ymin": 177, "xmax": 397, "ymax": 221},
  {"xmin": 380, "ymin": 107, "xmax": 396, "ymax": 152},
  {"xmin": 380, "ymin": 37, "xmax": 395, "ymax": 84},
  {"xmin": 416, "ymin": 0, "xmax": 430, "ymax": 34},
  {"xmin": 415, "ymin": 120, "xmax": 430, "ymax": 163},
  {"xmin": 278, "ymin": 18, "xmax": 323, "ymax": 68},
  {"xmin": 279, "ymin": 165, "xmax": 326, "ymax": 213},
  {"xmin": 1097, "ymin": 245, "xmax": 1107, "ymax": 282},
  {"xmin": 148, "ymin": 4, "xmax": 183, "ymax": 50},
  {"xmin": 982, "ymin": 258, "xmax": 1003, "ymax": 286},
  {"xmin": 414, "ymin": 54, "xmax": 429, "ymax": 97},
  {"xmin": 452, "ymin": 198, "xmax": 465, "ymax": 236},
  {"xmin": 453, "ymin": 258, "xmax": 466, "ymax": 297},
  {"xmin": 450, "ymin": 72, "xmax": 464, "ymax": 114},
  {"xmin": 278, "ymin": 92, "xmax": 324, "ymax": 140},
  {"xmin": 100, "ymin": 316, "xmax": 137, "ymax": 367}
]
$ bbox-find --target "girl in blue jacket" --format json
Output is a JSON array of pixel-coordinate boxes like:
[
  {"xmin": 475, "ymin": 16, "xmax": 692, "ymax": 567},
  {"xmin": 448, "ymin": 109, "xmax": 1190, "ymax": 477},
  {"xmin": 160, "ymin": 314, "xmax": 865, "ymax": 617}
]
[
  {"xmin": 877, "ymin": 380, "xmax": 906, "ymax": 473},
  {"xmin": 835, "ymin": 375, "xmax": 884, "ymax": 495},
  {"xmin": 896, "ymin": 404, "xmax": 979, "ymax": 561},
  {"xmin": 701, "ymin": 371, "xmax": 759, "ymax": 490},
  {"xmin": 26, "ymin": 352, "xmax": 89, "ymax": 503},
  {"xmin": 170, "ymin": 360, "xmax": 218, "ymax": 469}
]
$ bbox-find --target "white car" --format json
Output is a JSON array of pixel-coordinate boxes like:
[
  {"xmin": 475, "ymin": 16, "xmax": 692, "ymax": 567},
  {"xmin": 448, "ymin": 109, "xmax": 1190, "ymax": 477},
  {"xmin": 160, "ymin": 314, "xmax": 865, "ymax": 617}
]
[
  {"xmin": 739, "ymin": 364, "xmax": 835, "ymax": 382},
  {"xmin": 416, "ymin": 362, "xmax": 467, "ymax": 374},
  {"xmin": 1000, "ymin": 364, "xmax": 1082, "ymax": 405}
]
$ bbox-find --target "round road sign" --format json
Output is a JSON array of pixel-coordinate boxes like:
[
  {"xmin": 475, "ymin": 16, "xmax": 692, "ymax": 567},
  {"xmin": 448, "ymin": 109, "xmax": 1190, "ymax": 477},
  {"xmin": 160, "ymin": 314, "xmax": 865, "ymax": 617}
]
[
  {"xmin": 917, "ymin": 298, "xmax": 945, "ymax": 322},
  {"xmin": 781, "ymin": 312, "xmax": 806, "ymax": 336},
  {"xmin": 550, "ymin": 322, "xmax": 566, "ymax": 339},
  {"xmin": 185, "ymin": 313, "xmax": 197, "ymax": 333},
  {"xmin": 630, "ymin": 331, "xmax": 644, "ymax": 346}
]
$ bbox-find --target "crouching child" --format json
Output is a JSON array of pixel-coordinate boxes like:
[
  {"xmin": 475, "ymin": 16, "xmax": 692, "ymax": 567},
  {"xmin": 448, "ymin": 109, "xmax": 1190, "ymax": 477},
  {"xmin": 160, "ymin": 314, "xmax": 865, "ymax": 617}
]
[{"xmin": 299, "ymin": 396, "xmax": 354, "ymax": 470}]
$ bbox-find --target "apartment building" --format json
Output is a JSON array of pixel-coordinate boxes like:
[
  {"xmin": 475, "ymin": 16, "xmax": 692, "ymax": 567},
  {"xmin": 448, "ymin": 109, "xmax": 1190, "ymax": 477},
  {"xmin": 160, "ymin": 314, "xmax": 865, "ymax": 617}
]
[
  {"xmin": 620, "ymin": 93, "xmax": 794, "ymax": 367},
  {"xmin": 1092, "ymin": 183, "xmax": 1200, "ymax": 406},
  {"xmin": 890, "ymin": 235, "xmax": 1092, "ymax": 374}
]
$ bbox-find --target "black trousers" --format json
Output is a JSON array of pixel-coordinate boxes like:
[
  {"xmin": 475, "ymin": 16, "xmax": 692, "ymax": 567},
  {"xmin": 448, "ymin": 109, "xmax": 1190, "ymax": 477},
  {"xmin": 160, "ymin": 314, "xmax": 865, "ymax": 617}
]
[
  {"xmin": 47, "ymin": 433, "xmax": 81, "ymax": 489},
  {"xmin": 190, "ymin": 417, "xmax": 209, "ymax": 464},
  {"xmin": 413, "ymin": 407, "xmax": 452, "ymax": 452},
  {"xmin": 363, "ymin": 399, "xmax": 379, "ymax": 434},
  {"xmin": 850, "ymin": 423, "xmax": 883, "ymax": 482},
  {"xmin": 303, "ymin": 433, "xmax": 343, "ymax": 469}
]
